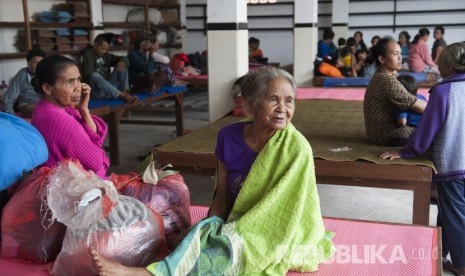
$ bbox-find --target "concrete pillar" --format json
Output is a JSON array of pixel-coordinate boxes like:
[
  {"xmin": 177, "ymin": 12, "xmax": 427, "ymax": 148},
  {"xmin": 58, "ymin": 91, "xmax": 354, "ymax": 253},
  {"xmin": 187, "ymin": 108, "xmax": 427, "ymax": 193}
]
[
  {"xmin": 207, "ymin": 0, "xmax": 248, "ymax": 122},
  {"xmin": 89, "ymin": 0, "xmax": 103, "ymax": 39},
  {"xmin": 293, "ymin": 0, "xmax": 318, "ymax": 86},
  {"xmin": 332, "ymin": 0, "xmax": 349, "ymax": 41}
]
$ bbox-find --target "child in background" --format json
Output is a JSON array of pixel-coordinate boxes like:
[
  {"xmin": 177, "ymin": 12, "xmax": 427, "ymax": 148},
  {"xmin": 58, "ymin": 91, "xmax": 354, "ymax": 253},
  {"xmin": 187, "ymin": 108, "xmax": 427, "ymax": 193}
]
[
  {"xmin": 248, "ymin": 37, "xmax": 268, "ymax": 63},
  {"xmin": 395, "ymin": 74, "xmax": 427, "ymax": 127}
]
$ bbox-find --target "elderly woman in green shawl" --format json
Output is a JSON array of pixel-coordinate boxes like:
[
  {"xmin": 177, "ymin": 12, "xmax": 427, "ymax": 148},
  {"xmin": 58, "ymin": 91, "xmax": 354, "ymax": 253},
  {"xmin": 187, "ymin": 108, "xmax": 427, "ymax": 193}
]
[{"xmin": 91, "ymin": 67, "xmax": 335, "ymax": 275}]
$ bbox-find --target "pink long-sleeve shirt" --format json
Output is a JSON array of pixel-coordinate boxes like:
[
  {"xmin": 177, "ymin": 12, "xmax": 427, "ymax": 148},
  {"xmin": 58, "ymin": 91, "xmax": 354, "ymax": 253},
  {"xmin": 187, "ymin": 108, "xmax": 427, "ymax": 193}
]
[
  {"xmin": 31, "ymin": 100, "xmax": 109, "ymax": 178},
  {"xmin": 408, "ymin": 39, "xmax": 436, "ymax": 72}
]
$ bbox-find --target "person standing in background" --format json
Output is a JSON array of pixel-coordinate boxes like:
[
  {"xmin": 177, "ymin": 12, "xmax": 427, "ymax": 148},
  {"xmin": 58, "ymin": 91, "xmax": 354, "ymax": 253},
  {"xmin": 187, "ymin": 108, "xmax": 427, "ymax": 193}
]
[{"xmin": 432, "ymin": 26, "xmax": 447, "ymax": 65}]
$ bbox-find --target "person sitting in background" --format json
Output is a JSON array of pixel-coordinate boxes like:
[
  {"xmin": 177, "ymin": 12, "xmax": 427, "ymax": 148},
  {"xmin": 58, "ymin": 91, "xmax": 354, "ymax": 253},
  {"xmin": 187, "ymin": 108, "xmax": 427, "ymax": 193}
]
[
  {"xmin": 380, "ymin": 42, "xmax": 465, "ymax": 276},
  {"xmin": 31, "ymin": 55, "xmax": 109, "ymax": 179},
  {"xmin": 395, "ymin": 74, "xmax": 427, "ymax": 127},
  {"xmin": 353, "ymin": 31, "xmax": 368, "ymax": 53},
  {"xmin": 81, "ymin": 33, "xmax": 137, "ymax": 103},
  {"xmin": 408, "ymin": 28, "xmax": 438, "ymax": 73},
  {"xmin": 337, "ymin": 37, "xmax": 346, "ymax": 54},
  {"xmin": 127, "ymin": 34, "xmax": 166, "ymax": 94},
  {"xmin": 364, "ymin": 37, "xmax": 427, "ymax": 146},
  {"xmin": 315, "ymin": 28, "xmax": 345, "ymax": 77},
  {"xmin": 369, "ymin": 35, "xmax": 381, "ymax": 55},
  {"xmin": 341, "ymin": 37, "xmax": 366, "ymax": 77},
  {"xmin": 432, "ymin": 25, "xmax": 447, "ymax": 65},
  {"xmin": 248, "ymin": 36, "xmax": 268, "ymax": 64},
  {"xmin": 148, "ymin": 38, "xmax": 170, "ymax": 64},
  {"xmin": 398, "ymin": 31, "xmax": 412, "ymax": 68},
  {"xmin": 91, "ymin": 66, "xmax": 335, "ymax": 275},
  {"xmin": 2, "ymin": 48, "xmax": 46, "ymax": 117}
]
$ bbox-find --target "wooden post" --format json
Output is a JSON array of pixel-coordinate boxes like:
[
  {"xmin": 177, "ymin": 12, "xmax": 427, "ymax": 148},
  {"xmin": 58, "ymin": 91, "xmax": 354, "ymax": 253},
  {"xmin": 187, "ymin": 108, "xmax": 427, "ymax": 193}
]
[{"xmin": 22, "ymin": 0, "xmax": 32, "ymax": 50}]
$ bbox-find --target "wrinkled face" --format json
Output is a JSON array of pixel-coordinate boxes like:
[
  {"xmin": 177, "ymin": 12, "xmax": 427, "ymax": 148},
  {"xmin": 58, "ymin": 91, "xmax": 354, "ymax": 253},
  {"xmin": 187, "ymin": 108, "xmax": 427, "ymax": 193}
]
[
  {"xmin": 379, "ymin": 41, "xmax": 402, "ymax": 72},
  {"xmin": 94, "ymin": 41, "xmax": 110, "ymax": 57},
  {"xmin": 434, "ymin": 29, "xmax": 443, "ymax": 40},
  {"xmin": 43, "ymin": 65, "xmax": 82, "ymax": 107},
  {"xmin": 254, "ymin": 78, "xmax": 295, "ymax": 131},
  {"xmin": 27, "ymin": 56, "xmax": 44, "ymax": 75}
]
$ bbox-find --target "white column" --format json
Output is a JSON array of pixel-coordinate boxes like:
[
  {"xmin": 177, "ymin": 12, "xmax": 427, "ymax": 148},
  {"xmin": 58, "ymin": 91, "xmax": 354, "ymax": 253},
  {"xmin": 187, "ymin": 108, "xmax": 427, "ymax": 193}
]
[
  {"xmin": 207, "ymin": 0, "xmax": 248, "ymax": 122},
  {"xmin": 332, "ymin": 0, "xmax": 349, "ymax": 41},
  {"xmin": 89, "ymin": 0, "xmax": 103, "ymax": 39},
  {"xmin": 293, "ymin": 0, "xmax": 318, "ymax": 86}
]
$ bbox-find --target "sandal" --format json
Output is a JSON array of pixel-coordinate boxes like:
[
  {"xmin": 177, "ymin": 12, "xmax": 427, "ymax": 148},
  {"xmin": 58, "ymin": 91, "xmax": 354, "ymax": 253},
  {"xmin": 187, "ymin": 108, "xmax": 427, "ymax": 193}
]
[{"xmin": 444, "ymin": 259, "xmax": 465, "ymax": 276}]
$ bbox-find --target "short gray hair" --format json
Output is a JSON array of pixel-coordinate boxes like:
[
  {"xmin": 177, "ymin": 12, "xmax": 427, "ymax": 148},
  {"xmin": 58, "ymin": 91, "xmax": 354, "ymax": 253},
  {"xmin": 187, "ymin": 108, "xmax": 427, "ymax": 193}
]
[
  {"xmin": 439, "ymin": 42, "xmax": 465, "ymax": 73},
  {"xmin": 240, "ymin": 66, "xmax": 296, "ymax": 111}
]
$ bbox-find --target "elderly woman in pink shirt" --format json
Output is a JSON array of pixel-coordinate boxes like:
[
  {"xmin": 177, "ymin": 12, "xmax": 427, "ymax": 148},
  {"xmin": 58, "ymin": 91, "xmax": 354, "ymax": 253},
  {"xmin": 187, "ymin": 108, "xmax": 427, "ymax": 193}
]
[
  {"xmin": 408, "ymin": 28, "xmax": 438, "ymax": 72},
  {"xmin": 31, "ymin": 55, "xmax": 109, "ymax": 178}
]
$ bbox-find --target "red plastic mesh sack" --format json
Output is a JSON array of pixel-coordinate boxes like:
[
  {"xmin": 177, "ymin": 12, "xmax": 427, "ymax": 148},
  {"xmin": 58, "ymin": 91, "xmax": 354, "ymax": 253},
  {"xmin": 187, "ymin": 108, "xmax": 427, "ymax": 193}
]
[
  {"xmin": 1, "ymin": 167, "xmax": 67, "ymax": 263},
  {"xmin": 112, "ymin": 172, "xmax": 191, "ymax": 249},
  {"xmin": 47, "ymin": 161, "xmax": 168, "ymax": 275}
]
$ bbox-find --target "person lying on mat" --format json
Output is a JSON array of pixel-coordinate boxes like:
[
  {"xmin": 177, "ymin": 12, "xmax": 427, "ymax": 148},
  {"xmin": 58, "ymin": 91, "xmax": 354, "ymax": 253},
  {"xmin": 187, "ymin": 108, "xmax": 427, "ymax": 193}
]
[
  {"xmin": 380, "ymin": 42, "xmax": 465, "ymax": 276},
  {"xmin": 31, "ymin": 55, "xmax": 109, "ymax": 179},
  {"xmin": 364, "ymin": 36, "xmax": 427, "ymax": 146},
  {"xmin": 90, "ymin": 66, "xmax": 335, "ymax": 275},
  {"xmin": 394, "ymin": 74, "xmax": 427, "ymax": 127}
]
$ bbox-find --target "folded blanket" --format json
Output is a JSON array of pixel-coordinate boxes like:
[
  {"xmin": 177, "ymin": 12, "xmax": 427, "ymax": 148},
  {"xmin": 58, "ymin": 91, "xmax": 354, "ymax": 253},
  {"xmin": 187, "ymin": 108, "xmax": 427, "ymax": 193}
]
[{"xmin": 148, "ymin": 123, "xmax": 335, "ymax": 275}]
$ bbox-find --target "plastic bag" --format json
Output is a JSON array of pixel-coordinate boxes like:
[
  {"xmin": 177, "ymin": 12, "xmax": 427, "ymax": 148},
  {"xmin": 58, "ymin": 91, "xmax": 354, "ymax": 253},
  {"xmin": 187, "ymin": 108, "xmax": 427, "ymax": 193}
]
[
  {"xmin": 48, "ymin": 160, "xmax": 168, "ymax": 275},
  {"xmin": 112, "ymin": 172, "xmax": 191, "ymax": 249},
  {"xmin": 1, "ymin": 167, "xmax": 67, "ymax": 263}
]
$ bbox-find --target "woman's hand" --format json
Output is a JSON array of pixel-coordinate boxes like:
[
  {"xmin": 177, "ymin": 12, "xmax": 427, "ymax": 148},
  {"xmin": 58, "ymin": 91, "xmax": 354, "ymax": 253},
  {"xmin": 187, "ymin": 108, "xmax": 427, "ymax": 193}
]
[
  {"xmin": 380, "ymin": 151, "xmax": 401, "ymax": 160},
  {"xmin": 78, "ymin": 82, "xmax": 91, "ymax": 111},
  {"xmin": 78, "ymin": 83, "xmax": 97, "ymax": 133}
]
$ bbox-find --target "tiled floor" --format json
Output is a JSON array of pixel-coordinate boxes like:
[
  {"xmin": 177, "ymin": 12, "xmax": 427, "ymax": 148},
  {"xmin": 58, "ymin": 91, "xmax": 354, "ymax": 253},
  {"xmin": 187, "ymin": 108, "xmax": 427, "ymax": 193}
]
[{"xmin": 109, "ymin": 90, "xmax": 450, "ymax": 274}]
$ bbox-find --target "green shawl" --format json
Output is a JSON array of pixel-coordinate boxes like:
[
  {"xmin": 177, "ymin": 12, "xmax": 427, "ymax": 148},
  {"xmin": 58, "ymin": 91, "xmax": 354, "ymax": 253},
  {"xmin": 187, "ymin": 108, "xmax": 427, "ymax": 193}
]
[{"xmin": 148, "ymin": 123, "xmax": 335, "ymax": 275}]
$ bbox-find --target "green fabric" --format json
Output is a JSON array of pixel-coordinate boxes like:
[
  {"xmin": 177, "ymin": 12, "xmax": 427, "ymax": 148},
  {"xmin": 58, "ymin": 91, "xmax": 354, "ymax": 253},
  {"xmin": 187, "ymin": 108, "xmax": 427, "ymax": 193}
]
[
  {"xmin": 226, "ymin": 123, "xmax": 335, "ymax": 274},
  {"xmin": 148, "ymin": 123, "xmax": 335, "ymax": 275}
]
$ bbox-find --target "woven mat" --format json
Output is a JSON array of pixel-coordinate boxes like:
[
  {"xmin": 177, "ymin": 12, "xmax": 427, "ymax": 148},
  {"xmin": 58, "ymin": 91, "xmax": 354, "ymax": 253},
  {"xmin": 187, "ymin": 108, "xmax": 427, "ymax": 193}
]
[
  {"xmin": 157, "ymin": 100, "xmax": 435, "ymax": 170},
  {"xmin": 189, "ymin": 205, "xmax": 438, "ymax": 276}
]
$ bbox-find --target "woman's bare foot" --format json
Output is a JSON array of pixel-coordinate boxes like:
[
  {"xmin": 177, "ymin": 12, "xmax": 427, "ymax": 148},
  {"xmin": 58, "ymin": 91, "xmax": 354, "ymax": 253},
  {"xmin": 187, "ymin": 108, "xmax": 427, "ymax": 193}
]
[{"xmin": 90, "ymin": 247, "xmax": 152, "ymax": 276}]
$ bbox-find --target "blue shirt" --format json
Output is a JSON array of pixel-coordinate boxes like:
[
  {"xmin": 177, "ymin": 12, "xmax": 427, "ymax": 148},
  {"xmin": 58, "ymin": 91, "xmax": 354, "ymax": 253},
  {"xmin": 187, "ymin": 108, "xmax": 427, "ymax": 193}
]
[
  {"xmin": 395, "ymin": 94, "xmax": 427, "ymax": 127},
  {"xmin": 215, "ymin": 122, "xmax": 258, "ymax": 201}
]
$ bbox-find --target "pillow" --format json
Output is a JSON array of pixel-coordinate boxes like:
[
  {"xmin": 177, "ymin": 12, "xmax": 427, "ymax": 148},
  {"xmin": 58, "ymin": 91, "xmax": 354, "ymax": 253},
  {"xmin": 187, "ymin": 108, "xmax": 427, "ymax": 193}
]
[{"xmin": 318, "ymin": 62, "xmax": 344, "ymax": 78}]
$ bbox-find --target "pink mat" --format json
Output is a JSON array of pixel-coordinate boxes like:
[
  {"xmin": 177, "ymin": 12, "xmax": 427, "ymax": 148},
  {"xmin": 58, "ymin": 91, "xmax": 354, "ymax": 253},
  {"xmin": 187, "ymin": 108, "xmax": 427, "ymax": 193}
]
[
  {"xmin": 0, "ymin": 206, "xmax": 439, "ymax": 276},
  {"xmin": 297, "ymin": 87, "xmax": 430, "ymax": 101},
  {"xmin": 189, "ymin": 205, "xmax": 439, "ymax": 276}
]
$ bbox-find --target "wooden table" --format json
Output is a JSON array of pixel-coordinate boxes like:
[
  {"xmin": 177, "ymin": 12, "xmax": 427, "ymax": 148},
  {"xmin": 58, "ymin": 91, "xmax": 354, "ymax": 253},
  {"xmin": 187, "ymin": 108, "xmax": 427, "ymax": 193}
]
[
  {"xmin": 89, "ymin": 85, "xmax": 187, "ymax": 165},
  {"xmin": 154, "ymin": 100, "xmax": 434, "ymax": 225}
]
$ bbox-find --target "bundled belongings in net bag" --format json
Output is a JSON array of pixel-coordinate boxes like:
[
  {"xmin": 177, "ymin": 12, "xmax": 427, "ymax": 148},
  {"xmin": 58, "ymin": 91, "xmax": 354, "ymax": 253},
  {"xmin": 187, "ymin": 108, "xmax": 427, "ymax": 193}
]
[
  {"xmin": 47, "ymin": 160, "xmax": 168, "ymax": 276},
  {"xmin": 112, "ymin": 156, "xmax": 191, "ymax": 249},
  {"xmin": 1, "ymin": 167, "xmax": 67, "ymax": 263}
]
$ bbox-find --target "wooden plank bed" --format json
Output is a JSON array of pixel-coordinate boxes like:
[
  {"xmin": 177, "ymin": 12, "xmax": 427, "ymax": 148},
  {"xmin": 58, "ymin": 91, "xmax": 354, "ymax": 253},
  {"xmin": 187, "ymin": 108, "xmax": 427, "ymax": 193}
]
[{"xmin": 154, "ymin": 99, "xmax": 435, "ymax": 225}]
